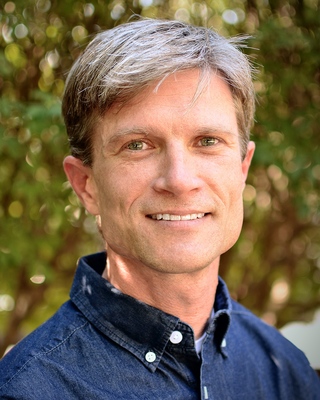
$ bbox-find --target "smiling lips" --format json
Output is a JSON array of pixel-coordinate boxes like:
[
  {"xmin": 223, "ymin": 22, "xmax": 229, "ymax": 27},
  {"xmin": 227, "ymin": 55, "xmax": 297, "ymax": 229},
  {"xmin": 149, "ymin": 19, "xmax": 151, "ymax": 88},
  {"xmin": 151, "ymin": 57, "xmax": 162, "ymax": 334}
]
[{"xmin": 149, "ymin": 213, "xmax": 206, "ymax": 221}]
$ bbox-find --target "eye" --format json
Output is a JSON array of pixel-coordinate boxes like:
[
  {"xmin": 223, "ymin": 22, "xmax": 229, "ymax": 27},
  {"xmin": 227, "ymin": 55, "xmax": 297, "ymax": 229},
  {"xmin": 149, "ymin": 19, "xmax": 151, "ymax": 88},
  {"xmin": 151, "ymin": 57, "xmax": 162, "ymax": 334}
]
[
  {"xmin": 198, "ymin": 137, "xmax": 219, "ymax": 147},
  {"xmin": 126, "ymin": 140, "xmax": 147, "ymax": 151}
]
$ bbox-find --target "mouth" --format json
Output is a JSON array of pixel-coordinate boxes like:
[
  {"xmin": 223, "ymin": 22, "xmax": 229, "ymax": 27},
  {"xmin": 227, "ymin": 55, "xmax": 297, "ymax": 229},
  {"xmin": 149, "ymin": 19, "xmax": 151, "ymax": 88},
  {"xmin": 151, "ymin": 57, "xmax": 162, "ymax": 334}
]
[{"xmin": 147, "ymin": 213, "xmax": 208, "ymax": 221}]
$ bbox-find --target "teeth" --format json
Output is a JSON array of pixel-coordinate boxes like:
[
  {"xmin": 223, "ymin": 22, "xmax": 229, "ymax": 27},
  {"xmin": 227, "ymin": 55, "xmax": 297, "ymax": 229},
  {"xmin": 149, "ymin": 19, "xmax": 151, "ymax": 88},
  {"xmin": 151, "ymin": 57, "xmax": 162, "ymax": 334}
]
[{"xmin": 151, "ymin": 213, "xmax": 205, "ymax": 221}]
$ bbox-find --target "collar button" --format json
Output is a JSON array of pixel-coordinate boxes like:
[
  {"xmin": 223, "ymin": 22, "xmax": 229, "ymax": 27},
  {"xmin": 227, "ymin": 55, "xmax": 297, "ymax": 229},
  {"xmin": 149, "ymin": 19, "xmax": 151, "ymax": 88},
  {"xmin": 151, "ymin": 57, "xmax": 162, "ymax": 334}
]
[
  {"xmin": 169, "ymin": 330, "xmax": 183, "ymax": 344},
  {"xmin": 145, "ymin": 351, "xmax": 156, "ymax": 363}
]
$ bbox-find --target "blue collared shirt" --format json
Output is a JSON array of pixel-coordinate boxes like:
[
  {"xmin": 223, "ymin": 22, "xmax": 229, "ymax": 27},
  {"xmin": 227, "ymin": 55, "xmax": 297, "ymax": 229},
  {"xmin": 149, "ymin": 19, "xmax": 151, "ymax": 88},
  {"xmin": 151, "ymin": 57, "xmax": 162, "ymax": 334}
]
[{"xmin": 0, "ymin": 252, "xmax": 319, "ymax": 399}]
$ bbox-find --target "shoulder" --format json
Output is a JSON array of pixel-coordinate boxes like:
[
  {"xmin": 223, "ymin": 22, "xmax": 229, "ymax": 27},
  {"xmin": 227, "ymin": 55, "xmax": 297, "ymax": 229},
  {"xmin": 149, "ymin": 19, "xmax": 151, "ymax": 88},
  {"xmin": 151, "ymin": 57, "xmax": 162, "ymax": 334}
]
[
  {"xmin": 229, "ymin": 300, "xmax": 320, "ymax": 395},
  {"xmin": 229, "ymin": 299, "xmax": 305, "ymax": 357},
  {"xmin": 0, "ymin": 301, "xmax": 89, "ymax": 396}
]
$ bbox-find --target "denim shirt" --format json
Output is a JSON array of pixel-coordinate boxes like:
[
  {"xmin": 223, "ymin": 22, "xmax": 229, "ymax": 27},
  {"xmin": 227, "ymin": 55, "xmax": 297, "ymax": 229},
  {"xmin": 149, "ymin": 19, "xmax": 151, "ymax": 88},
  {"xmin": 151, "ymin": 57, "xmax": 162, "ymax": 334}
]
[{"xmin": 0, "ymin": 252, "xmax": 319, "ymax": 399}]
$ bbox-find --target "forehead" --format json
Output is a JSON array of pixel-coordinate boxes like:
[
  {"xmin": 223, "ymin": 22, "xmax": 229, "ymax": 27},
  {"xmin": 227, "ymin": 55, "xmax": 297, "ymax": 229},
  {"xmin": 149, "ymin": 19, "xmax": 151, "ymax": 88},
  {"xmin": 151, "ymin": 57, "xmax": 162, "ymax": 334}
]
[
  {"xmin": 97, "ymin": 69, "xmax": 238, "ymax": 140},
  {"xmin": 113, "ymin": 69, "xmax": 232, "ymax": 110}
]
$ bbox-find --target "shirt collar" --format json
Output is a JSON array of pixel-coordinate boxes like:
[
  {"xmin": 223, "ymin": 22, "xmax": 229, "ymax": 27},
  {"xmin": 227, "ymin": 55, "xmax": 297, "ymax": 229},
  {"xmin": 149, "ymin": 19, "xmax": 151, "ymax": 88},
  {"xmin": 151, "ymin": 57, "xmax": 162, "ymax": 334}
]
[{"xmin": 70, "ymin": 252, "xmax": 232, "ymax": 369}]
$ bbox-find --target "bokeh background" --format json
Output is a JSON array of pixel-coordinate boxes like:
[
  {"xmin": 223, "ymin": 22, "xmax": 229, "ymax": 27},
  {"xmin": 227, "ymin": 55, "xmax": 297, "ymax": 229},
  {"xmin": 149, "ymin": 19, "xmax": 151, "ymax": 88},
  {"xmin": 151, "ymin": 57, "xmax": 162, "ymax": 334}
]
[{"xmin": 0, "ymin": 0, "xmax": 319, "ymax": 360}]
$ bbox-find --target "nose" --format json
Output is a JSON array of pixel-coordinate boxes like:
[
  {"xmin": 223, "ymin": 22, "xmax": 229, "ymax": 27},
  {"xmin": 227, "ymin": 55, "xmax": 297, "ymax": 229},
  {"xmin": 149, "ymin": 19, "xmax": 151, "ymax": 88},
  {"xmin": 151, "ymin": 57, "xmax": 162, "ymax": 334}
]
[{"xmin": 152, "ymin": 145, "xmax": 203, "ymax": 196}]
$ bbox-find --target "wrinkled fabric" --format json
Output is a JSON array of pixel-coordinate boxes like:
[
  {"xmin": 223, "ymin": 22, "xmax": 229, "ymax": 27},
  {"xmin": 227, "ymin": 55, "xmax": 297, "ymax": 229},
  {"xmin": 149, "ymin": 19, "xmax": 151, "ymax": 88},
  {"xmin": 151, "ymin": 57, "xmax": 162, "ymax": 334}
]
[{"xmin": 0, "ymin": 252, "xmax": 319, "ymax": 399}]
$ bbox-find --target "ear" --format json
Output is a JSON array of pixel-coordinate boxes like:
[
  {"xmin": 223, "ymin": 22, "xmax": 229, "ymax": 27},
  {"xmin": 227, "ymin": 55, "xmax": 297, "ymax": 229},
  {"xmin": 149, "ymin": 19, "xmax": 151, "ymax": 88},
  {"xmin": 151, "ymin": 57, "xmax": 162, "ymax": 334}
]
[
  {"xmin": 241, "ymin": 141, "xmax": 255, "ymax": 185},
  {"xmin": 63, "ymin": 156, "xmax": 100, "ymax": 216}
]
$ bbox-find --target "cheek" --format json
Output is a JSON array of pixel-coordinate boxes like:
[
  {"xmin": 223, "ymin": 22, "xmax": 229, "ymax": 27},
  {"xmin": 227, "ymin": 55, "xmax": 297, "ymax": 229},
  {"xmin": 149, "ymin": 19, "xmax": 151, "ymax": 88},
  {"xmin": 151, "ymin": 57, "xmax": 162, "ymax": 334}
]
[
  {"xmin": 226, "ymin": 174, "xmax": 245, "ymax": 225},
  {"xmin": 215, "ymin": 164, "xmax": 244, "ymax": 201},
  {"xmin": 95, "ymin": 169, "xmax": 143, "ymax": 219},
  {"xmin": 108, "ymin": 160, "xmax": 155, "ymax": 197}
]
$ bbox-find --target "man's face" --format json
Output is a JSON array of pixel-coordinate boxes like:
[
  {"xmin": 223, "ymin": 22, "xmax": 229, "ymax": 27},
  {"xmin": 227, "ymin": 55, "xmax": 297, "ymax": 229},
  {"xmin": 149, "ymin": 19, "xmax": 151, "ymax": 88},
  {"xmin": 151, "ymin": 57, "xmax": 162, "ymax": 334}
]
[{"xmin": 86, "ymin": 69, "xmax": 254, "ymax": 274}]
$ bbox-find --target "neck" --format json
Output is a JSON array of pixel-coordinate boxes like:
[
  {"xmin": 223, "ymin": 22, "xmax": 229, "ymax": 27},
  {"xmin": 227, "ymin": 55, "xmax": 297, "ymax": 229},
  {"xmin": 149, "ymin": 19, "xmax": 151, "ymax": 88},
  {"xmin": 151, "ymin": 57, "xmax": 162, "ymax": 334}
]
[{"xmin": 102, "ymin": 249, "xmax": 219, "ymax": 339}]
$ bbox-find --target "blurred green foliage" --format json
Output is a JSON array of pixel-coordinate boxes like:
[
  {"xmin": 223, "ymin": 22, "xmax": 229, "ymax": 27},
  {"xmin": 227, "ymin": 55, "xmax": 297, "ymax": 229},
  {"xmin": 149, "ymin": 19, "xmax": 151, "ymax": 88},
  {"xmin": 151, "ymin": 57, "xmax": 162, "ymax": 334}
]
[{"xmin": 0, "ymin": 0, "xmax": 319, "ymax": 357}]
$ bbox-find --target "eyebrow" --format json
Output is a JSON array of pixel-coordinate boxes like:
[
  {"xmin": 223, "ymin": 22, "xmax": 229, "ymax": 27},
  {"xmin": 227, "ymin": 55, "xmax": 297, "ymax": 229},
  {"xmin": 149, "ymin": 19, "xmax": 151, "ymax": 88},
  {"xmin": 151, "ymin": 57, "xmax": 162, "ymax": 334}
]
[
  {"xmin": 193, "ymin": 126, "xmax": 239, "ymax": 137},
  {"xmin": 107, "ymin": 127, "xmax": 150, "ymax": 144},
  {"xmin": 107, "ymin": 125, "xmax": 238, "ymax": 144}
]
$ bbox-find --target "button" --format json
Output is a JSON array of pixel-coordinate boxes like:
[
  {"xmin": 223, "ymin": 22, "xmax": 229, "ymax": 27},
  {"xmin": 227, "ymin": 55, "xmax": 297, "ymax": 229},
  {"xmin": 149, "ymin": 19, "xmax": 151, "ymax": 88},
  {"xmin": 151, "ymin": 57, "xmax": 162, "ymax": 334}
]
[
  {"xmin": 221, "ymin": 338, "xmax": 227, "ymax": 348},
  {"xmin": 145, "ymin": 351, "xmax": 156, "ymax": 363},
  {"xmin": 169, "ymin": 330, "xmax": 183, "ymax": 344}
]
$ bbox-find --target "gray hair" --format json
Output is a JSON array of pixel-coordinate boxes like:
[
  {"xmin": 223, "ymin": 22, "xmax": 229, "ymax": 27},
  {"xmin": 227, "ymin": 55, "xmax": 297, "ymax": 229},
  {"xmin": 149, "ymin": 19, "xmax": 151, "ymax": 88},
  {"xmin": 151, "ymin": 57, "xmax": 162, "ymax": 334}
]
[{"xmin": 62, "ymin": 18, "xmax": 255, "ymax": 165}]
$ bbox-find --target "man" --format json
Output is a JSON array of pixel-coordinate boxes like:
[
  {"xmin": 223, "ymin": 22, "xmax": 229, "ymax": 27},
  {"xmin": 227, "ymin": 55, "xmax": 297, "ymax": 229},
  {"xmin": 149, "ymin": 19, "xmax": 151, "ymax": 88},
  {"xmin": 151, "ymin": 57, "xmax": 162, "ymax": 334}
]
[{"xmin": 0, "ymin": 19, "xmax": 319, "ymax": 399}]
